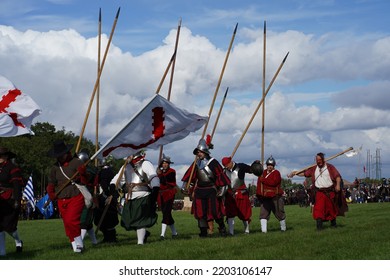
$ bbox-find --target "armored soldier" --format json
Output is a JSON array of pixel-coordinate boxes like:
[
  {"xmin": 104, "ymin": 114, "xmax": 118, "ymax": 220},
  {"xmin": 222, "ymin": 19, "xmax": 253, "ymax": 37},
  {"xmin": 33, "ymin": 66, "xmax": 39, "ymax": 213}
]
[
  {"xmin": 181, "ymin": 139, "xmax": 230, "ymax": 237},
  {"xmin": 221, "ymin": 157, "xmax": 257, "ymax": 235},
  {"xmin": 111, "ymin": 150, "xmax": 159, "ymax": 245},
  {"xmin": 256, "ymin": 156, "xmax": 286, "ymax": 233}
]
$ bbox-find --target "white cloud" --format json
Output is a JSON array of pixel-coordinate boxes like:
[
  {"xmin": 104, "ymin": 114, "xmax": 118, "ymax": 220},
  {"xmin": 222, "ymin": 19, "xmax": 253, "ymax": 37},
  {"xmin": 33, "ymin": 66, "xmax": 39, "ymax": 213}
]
[{"xmin": 1, "ymin": 23, "xmax": 389, "ymax": 181}]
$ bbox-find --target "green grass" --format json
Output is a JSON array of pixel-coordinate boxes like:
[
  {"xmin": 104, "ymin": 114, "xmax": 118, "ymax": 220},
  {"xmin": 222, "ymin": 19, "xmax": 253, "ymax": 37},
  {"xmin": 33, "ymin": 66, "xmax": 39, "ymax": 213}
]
[{"xmin": 2, "ymin": 203, "xmax": 390, "ymax": 260}]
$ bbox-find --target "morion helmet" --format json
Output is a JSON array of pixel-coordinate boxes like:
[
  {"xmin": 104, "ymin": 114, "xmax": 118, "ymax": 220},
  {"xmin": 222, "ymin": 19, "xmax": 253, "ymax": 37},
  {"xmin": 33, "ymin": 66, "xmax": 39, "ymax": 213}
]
[
  {"xmin": 193, "ymin": 139, "xmax": 210, "ymax": 155},
  {"xmin": 160, "ymin": 153, "xmax": 173, "ymax": 167}
]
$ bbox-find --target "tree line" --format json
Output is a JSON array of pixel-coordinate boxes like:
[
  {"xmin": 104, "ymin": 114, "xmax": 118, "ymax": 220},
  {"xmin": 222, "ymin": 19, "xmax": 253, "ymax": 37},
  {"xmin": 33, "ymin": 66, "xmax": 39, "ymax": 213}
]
[{"xmin": 0, "ymin": 122, "xmax": 118, "ymax": 196}]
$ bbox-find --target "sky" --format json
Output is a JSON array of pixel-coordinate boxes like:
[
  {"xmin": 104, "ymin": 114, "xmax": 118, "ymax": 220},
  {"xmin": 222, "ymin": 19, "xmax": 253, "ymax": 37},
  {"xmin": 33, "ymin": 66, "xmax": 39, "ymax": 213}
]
[{"xmin": 1, "ymin": 0, "xmax": 390, "ymax": 184}]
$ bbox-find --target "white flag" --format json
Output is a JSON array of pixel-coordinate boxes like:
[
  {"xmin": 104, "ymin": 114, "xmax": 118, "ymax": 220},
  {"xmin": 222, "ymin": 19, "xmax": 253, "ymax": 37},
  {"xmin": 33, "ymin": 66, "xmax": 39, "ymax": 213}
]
[
  {"xmin": 345, "ymin": 145, "xmax": 363, "ymax": 158},
  {"xmin": 22, "ymin": 175, "xmax": 35, "ymax": 210},
  {"xmin": 0, "ymin": 75, "xmax": 42, "ymax": 137},
  {"xmin": 93, "ymin": 94, "xmax": 208, "ymax": 159}
]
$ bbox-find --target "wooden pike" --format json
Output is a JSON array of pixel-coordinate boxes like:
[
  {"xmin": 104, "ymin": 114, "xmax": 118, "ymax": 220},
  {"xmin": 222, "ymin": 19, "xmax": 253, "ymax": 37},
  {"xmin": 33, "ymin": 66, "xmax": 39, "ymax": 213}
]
[
  {"xmin": 158, "ymin": 18, "xmax": 182, "ymax": 162},
  {"xmin": 292, "ymin": 147, "xmax": 354, "ymax": 176},
  {"xmin": 95, "ymin": 8, "xmax": 102, "ymax": 167},
  {"xmin": 230, "ymin": 52, "xmax": 289, "ymax": 159},
  {"xmin": 201, "ymin": 23, "xmax": 238, "ymax": 138},
  {"xmin": 55, "ymin": 8, "xmax": 120, "ymax": 196},
  {"xmin": 155, "ymin": 53, "xmax": 175, "ymax": 95},
  {"xmin": 76, "ymin": 7, "xmax": 121, "ymax": 153},
  {"xmin": 210, "ymin": 87, "xmax": 229, "ymax": 140},
  {"xmin": 261, "ymin": 20, "xmax": 266, "ymax": 164},
  {"xmin": 186, "ymin": 23, "xmax": 238, "ymax": 190},
  {"xmin": 167, "ymin": 18, "xmax": 181, "ymax": 101}
]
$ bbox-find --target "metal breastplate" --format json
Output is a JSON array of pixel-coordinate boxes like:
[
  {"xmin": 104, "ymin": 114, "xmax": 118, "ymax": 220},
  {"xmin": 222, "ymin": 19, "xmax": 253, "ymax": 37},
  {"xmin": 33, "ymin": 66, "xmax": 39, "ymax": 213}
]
[
  {"xmin": 130, "ymin": 163, "xmax": 149, "ymax": 184},
  {"xmin": 226, "ymin": 167, "xmax": 245, "ymax": 190},
  {"xmin": 196, "ymin": 159, "xmax": 215, "ymax": 186}
]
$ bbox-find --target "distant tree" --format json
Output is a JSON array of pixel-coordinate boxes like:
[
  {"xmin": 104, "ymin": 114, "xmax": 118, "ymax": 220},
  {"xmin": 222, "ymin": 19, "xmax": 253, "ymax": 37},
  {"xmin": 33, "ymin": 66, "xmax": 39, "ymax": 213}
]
[{"xmin": 0, "ymin": 122, "xmax": 97, "ymax": 195}]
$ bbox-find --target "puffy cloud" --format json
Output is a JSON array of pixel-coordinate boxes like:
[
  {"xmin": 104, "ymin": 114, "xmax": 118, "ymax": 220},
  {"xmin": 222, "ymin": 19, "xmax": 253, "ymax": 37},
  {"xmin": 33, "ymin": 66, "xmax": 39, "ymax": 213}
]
[{"xmin": 1, "ymin": 24, "xmax": 389, "ymax": 181}]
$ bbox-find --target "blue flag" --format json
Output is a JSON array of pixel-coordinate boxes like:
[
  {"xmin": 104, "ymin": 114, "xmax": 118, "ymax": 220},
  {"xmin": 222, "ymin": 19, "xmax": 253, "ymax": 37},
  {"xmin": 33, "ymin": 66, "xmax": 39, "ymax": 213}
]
[
  {"xmin": 22, "ymin": 174, "xmax": 35, "ymax": 210},
  {"xmin": 36, "ymin": 194, "xmax": 54, "ymax": 219}
]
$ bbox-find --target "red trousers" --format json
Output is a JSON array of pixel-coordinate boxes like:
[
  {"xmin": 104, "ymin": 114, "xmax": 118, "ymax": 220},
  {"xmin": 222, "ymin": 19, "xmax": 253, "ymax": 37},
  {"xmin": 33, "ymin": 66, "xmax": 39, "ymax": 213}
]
[
  {"xmin": 58, "ymin": 193, "xmax": 85, "ymax": 242},
  {"xmin": 224, "ymin": 191, "xmax": 252, "ymax": 221},
  {"xmin": 313, "ymin": 191, "xmax": 338, "ymax": 221},
  {"xmin": 192, "ymin": 186, "xmax": 224, "ymax": 221}
]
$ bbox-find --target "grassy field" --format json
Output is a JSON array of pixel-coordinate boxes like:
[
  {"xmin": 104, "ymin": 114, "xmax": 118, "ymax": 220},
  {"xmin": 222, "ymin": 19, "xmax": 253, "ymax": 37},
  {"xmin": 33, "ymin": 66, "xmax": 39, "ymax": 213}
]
[{"xmin": 2, "ymin": 202, "xmax": 390, "ymax": 260}]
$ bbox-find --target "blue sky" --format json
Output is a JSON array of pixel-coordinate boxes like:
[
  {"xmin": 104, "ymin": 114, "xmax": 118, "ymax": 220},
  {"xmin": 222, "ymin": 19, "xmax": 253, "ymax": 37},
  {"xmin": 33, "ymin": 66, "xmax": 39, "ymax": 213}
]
[
  {"xmin": 2, "ymin": 1, "xmax": 388, "ymax": 53},
  {"xmin": 1, "ymin": 0, "xmax": 390, "ymax": 183}
]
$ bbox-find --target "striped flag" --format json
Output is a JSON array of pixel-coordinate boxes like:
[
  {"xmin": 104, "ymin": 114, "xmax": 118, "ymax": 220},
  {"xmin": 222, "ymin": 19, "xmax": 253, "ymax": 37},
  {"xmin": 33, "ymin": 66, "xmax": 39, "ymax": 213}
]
[{"xmin": 22, "ymin": 174, "xmax": 35, "ymax": 210}]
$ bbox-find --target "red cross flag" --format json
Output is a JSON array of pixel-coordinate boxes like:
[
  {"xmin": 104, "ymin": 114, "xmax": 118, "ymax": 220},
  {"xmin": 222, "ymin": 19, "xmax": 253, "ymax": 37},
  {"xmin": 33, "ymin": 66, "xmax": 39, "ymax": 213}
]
[
  {"xmin": 0, "ymin": 75, "xmax": 41, "ymax": 137},
  {"xmin": 92, "ymin": 94, "xmax": 207, "ymax": 159}
]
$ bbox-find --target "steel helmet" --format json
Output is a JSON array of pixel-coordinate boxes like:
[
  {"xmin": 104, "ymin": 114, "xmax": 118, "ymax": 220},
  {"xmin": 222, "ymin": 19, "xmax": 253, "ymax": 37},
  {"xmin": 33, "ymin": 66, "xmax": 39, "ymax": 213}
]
[
  {"xmin": 98, "ymin": 155, "xmax": 113, "ymax": 166},
  {"xmin": 160, "ymin": 153, "xmax": 173, "ymax": 166},
  {"xmin": 266, "ymin": 156, "xmax": 276, "ymax": 166},
  {"xmin": 77, "ymin": 149, "xmax": 90, "ymax": 163},
  {"xmin": 193, "ymin": 139, "xmax": 210, "ymax": 155},
  {"xmin": 131, "ymin": 150, "xmax": 146, "ymax": 165}
]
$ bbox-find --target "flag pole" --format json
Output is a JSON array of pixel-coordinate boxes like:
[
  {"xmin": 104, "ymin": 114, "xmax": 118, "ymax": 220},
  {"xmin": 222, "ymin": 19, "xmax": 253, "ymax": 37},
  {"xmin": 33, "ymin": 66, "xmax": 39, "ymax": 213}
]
[
  {"xmin": 261, "ymin": 20, "xmax": 266, "ymax": 164},
  {"xmin": 230, "ymin": 52, "xmax": 289, "ymax": 159},
  {"xmin": 95, "ymin": 8, "xmax": 102, "ymax": 167},
  {"xmin": 158, "ymin": 18, "xmax": 182, "ymax": 162},
  {"xmin": 186, "ymin": 23, "xmax": 238, "ymax": 190},
  {"xmin": 76, "ymin": 7, "xmax": 121, "ymax": 153}
]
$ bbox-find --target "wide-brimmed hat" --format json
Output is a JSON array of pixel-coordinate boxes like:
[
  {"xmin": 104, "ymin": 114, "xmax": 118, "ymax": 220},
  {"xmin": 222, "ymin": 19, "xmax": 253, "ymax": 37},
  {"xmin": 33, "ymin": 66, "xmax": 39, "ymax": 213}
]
[
  {"xmin": 0, "ymin": 147, "xmax": 16, "ymax": 159},
  {"xmin": 47, "ymin": 140, "xmax": 74, "ymax": 158}
]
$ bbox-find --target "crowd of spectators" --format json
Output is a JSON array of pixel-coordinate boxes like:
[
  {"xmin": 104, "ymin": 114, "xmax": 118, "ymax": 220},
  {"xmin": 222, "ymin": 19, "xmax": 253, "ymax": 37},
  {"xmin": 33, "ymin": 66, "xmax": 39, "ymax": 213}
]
[
  {"xmin": 18, "ymin": 178, "xmax": 389, "ymax": 220},
  {"xmin": 283, "ymin": 178, "xmax": 390, "ymax": 206},
  {"xmin": 345, "ymin": 179, "xmax": 390, "ymax": 203},
  {"xmin": 251, "ymin": 178, "xmax": 390, "ymax": 207}
]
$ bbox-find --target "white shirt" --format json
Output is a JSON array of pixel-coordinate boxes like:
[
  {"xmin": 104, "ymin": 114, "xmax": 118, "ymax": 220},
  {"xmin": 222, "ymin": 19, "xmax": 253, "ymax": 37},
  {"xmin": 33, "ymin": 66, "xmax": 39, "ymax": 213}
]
[
  {"xmin": 314, "ymin": 164, "xmax": 333, "ymax": 189},
  {"xmin": 111, "ymin": 160, "xmax": 160, "ymax": 199}
]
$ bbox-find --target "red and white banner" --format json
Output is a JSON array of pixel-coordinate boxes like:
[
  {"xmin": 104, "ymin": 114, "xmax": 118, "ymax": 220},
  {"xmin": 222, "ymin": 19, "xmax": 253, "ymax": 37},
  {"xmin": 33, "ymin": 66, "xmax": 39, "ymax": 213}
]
[
  {"xmin": 93, "ymin": 94, "xmax": 207, "ymax": 159},
  {"xmin": 0, "ymin": 75, "xmax": 41, "ymax": 137}
]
